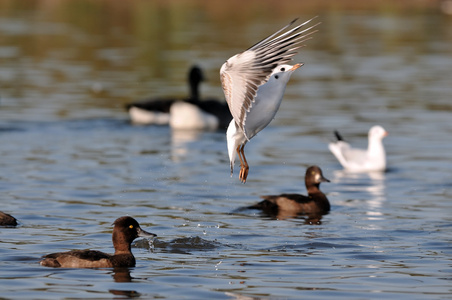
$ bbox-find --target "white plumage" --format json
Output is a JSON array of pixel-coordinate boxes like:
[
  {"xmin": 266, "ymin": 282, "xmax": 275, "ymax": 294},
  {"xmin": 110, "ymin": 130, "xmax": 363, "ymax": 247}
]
[
  {"xmin": 329, "ymin": 125, "xmax": 388, "ymax": 172},
  {"xmin": 220, "ymin": 18, "xmax": 319, "ymax": 183}
]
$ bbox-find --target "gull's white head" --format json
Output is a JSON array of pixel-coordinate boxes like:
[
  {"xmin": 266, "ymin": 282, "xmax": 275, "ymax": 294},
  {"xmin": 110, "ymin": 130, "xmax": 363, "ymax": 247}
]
[
  {"xmin": 267, "ymin": 63, "xmax": 303, "ymax": 84},
  {"xmin": 368, "ymin": 125, "xmax": 388, "ymax": 141},
  {"xmin": 256, "ymin": 63, "xmax": 303, "ymax": 99}
]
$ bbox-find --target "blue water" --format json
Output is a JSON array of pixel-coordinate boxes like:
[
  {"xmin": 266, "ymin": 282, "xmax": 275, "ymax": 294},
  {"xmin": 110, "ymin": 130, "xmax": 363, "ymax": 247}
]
[{"xmin": 1, "ymin": 2, "xmax": 452, "ymax": 299}]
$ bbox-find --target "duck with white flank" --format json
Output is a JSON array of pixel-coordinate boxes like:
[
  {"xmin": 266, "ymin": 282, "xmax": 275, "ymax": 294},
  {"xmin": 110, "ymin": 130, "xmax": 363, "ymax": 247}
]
[
  {"xmin": 329, "ymin": 125, "xmax": 388, "ymax": 172},
  {"xmin": 220, "ymin": 18, "xmax": 319, "ymax": 183},
  {"xmin": 127, "ymin": 66, "xmax": 231, "ymax": 130}
]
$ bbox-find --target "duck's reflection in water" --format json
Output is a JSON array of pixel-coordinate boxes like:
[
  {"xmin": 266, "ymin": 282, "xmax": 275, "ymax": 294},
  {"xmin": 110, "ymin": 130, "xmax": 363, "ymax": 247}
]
[
  {"xmin": 109, "ymin": 268, "xmax": 141, "ymax": 298},
  {"xmin": 248, "ymin": 207, "xmax": 325, "ymax": 224},
  {"xmin": 111, "ymin": 267, "xmax": 133, "ymax": 282}
]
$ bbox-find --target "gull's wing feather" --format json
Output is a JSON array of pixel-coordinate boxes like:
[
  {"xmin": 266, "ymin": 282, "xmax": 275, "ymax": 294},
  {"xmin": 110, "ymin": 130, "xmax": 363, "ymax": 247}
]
[
  {"xmin": 341, "ymin": 147, "xmax": 368, "ymax": 165},
  {"xmin": 329, "ymin": 141, "xmax": 368, "ymax": 168},
  {"xmin": 220, "ymin": 17, "xmax": 319, "ymax": 139}
]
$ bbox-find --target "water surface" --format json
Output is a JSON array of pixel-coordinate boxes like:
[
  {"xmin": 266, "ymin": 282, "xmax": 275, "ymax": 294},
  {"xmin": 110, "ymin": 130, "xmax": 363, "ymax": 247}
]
[{"xmin": 1, "ymin": 1, "xmax": 451, "ymax": 299}]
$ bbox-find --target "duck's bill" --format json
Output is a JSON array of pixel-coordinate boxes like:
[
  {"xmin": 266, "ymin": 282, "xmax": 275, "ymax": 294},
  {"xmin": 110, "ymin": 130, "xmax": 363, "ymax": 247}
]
[
  {"xmin": 138, "ymin": 228, "xmax": 157, "ymax": 238},
  {"xmin": 321, "ymin": 176, "xmax": 330, "ymax": 182},
  {"xmin": 290, "ymin": 63, "xmax": 304, "ymax": 71}
]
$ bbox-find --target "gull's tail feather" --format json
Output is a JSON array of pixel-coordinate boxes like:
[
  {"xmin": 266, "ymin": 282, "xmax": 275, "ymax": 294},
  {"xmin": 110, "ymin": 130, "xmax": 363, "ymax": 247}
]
[{"xmin": 334, "ymin": 130, "xmax": 344, "ymax": 141}]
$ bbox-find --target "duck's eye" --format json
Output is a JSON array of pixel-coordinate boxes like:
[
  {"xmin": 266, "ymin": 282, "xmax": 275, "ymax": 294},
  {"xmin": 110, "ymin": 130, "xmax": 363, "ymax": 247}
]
[
  {"xmin": 129, "ymin": 225, "xmax": 134, "ymax": 229},
  {"xmin": 275, "ymin": 75, "xmax": 279, "ymax": 79},
  {"xmin": 280, "ymin": 67, "xmax": 285, "ymax": 71}
]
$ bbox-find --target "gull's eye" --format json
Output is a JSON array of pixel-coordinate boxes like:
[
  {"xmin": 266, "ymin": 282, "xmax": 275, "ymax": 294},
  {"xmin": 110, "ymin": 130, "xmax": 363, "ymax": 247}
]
[
  {"xmin": 129, "ymin": 225, "xmax": 134, "ymax": 229},
  {"xmin": 275, "ymin": 75, "xmax": 279, "ymax": 79},
  {"xmin": 280, "ymin": 67, "xmax": 285, "ymax": 71}
]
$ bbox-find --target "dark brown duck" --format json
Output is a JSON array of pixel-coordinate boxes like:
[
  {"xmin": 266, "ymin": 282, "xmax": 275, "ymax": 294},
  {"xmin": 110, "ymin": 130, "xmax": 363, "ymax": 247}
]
[
  {"xmin": 40, "ymin": 216, "xmax": 156, "ymax": 268},
  {"xmin": 0, "ymin": 211, "xmax": 17, "ymax": 227},
  {"xmin": 249, "ymin": 165, "xmax": 330, "ymax": 219}
]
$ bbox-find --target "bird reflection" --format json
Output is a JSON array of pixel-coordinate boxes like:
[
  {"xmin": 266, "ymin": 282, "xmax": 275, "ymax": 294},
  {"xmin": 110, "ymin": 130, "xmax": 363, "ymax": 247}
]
[
  {"xmin": 364, "ymin": 171, "xmax": 386, "ymax": 219},
  {"xmin": 109, "ymin": 289, "xmax": 141, "ymax": 298},
  {"xmin": 111, "ymin": 267, "xmax": 133, "ymax": 282},
  {"xmin": 303, "ymin": 213, "xmax": 324, "ymax": 225},
  {"xmin": 254, "ymin": 209, "xmax": 325, "ymax": 224},
  {"xmin": 225, "ymin": 291, "xmax": 262, "ymax": 300},
  {"xmin": 333, "ymin": 170, "xmax": 386, "ymax": 220},
  {"xmin": 170, "ymin": 129, "xmax": 202, "ymax": 162},
  {"xmin": 109, "ymin": 268, "xmax": 141, "ymax": 298}
]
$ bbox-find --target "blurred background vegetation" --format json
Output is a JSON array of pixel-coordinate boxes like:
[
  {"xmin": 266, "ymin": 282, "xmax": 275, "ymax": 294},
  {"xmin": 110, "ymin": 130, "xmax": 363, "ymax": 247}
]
[{"xmin": 0, "ymin": 0, "xmax": 450, "ymax": 120}]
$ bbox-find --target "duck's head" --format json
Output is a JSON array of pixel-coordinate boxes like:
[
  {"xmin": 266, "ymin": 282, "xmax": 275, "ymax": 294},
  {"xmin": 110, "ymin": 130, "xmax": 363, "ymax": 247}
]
[
  {"xmin": 112, "ymin": 216, "xmax": 156, "ymax": 248},
  {"xmin": 305, "ymin": 165, "xmax": 330, "ymax": 186}
]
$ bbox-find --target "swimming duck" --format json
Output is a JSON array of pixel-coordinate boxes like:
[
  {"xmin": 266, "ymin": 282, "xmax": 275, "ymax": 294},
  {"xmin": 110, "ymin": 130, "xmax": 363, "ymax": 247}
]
[
  {"xmin": 127, "ymin": 66, "xmax": 231, "ymax": 130},
  {"xmin": 0, "ymin": 211, "xmax": 17, "ymax": 226},
  {"xmin": 329, "ymin": 125, "xmax": 388, "ymax": 172},
  {"xmin": 248, "ymin": 166, "xmax": 330, "ymax": 219},
  {"xmin": 40, "ymin": 216, "xmax": 156, "ymax": 268}
]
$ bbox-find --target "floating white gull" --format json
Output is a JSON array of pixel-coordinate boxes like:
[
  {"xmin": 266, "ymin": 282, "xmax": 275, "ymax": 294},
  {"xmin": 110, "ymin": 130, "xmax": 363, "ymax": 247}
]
[
  {"xmin": 220, "ymin": 18, "xmax": 319, "ymax": 183},
  {"xmin": 329, "ymin": 125, "xmax": 388, "ymax": 172}
]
